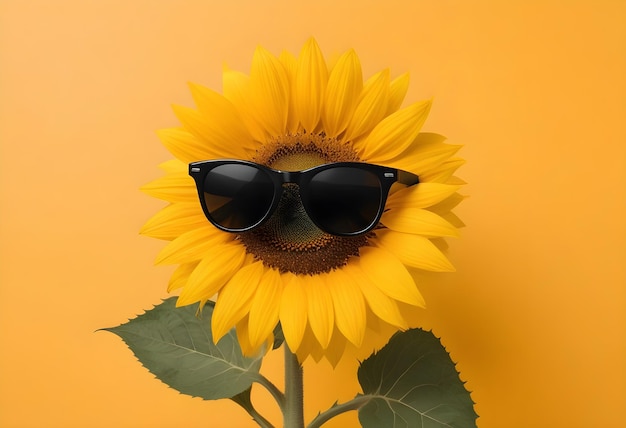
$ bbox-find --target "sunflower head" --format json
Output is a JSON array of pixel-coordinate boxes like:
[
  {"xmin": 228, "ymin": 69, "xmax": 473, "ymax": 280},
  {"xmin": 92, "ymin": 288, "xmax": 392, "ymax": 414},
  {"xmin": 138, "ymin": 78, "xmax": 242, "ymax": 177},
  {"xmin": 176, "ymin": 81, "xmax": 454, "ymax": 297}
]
[{"xmin": 141, "ymin": 38, "xmax": 465, "ymax": 364}]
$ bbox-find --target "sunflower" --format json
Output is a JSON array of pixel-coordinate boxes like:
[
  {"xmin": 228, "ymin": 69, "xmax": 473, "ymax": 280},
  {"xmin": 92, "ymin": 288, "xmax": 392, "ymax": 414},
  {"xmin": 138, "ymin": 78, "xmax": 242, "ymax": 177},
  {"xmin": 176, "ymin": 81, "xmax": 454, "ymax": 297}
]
[{"xmin": 140, "ymin": 38, "xmax": 464, "ymax": 364}]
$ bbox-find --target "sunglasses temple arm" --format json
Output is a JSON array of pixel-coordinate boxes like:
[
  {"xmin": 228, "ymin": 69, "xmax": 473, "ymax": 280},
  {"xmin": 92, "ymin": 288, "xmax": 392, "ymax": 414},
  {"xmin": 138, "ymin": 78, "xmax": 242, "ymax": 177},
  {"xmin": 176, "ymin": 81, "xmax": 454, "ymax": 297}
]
[{"xmin": 396, "ymin": 170, "xmax": 420, "ymax": 186}]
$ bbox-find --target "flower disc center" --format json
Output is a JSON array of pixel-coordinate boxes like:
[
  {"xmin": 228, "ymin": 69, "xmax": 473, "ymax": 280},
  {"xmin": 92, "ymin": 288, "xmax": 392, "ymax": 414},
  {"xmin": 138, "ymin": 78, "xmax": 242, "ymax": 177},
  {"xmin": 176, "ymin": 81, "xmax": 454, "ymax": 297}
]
[{"xmin": 238, "ymin": 133, "xmax": 368, "ymax": 275}]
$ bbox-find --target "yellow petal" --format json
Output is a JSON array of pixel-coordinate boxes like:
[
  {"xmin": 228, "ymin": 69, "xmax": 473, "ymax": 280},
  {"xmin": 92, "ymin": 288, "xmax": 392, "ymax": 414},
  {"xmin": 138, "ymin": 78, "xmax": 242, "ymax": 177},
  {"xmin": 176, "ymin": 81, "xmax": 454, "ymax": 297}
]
[
  {"xmin": 425, "ymin": 192, "xmax": 467, "ymax": 235},
  {"xmin": 381, "ymin": 132, "xmax": 460, "ymax": 172},
  {"xmin": 327, "ymin": 268, "xmax": 366, "ymax": 347},
  {"xmin": 140, "ymin": 170, "xmax": 197, "ymax": 203},
  {"xmin": 324, "ymin": 327, "xmax": 347, "ymax": 368},
  {"xmin": 428, "ymin": 192, "xmax": 465, "ymax": 214},
  {"xmin": 438, "ymin": 211, "xmax": 466, "ymax": 228},
  {"xmin": 358, "ymin": 246, "xmax": 425, "ymax": 307},
  {"xmin": 344, "ymin": 69, "xmax": 390, "ymax": 142},
  {"xmin": 167, "ymin": 261, "xmax": 199, "ymax": 292},
  {"xmin": 445, "ymin": 176, "xmax": 466, "ymax": 185},
  {"xmin": 279, "ymin": 50, "xmax": 300, "ymax": 134},
  {"xmin": 381, "ymin": 207, "xmax": 459, "ymax": 237},
  {"xmin": 157, "ymin": 158, "xmax": 187, "ymax": 174},
  {"xmin": 212, "ymin": 261, "xmax": 264, "ymax": 342},
  {"xmin": 263, "ymin": 334, "xmax": 275, "ymax": 355},
  {"xmin": 171, "ymin": 105, "xmax": 249, "ymax": 160},
  {"xmin": 222, "ymin": 66, "xmax": 266, "ymax": 142},
  {"xmin": 387, "ymin": 72, "xmax": 410, "ymax": 114},
  {"xmin": 249, "ymin": 46, "xmax": 289, "ymax": 137},
  {"xmin": 155, "ymin": 226, "xmax": 231, "ymax": 265},
  {"xmin": 414, "ymin": 131, "xmax": 447, "ymax": 145},
  {"xmin": 235, "ymin": 315, "xmax": 256, "ymax": 356},
  {"xmin": 304, "ymin": 274, "xmax": 334, "ymax": 349},
  {"xmin": 176, "ymin": 242, "xmax": 246, "ymax": 306},
  {"xmin": 309, "ymin": 334, "xmax": 325, "ymax": 363},
  {"xmin": 388, "ymin": 142, "xmax": 462, "ymax": 175},
  {"xmin": 375, "ymin": 229, "xmax": 455, "ymax": 272},
  {"xmin": 386, "ymin": 183, "xmax": 462, "ymax": 210},
  {"xmin": 187, "ymin": 82, "xmax": 256, "ymax": 154},
  {"xmin": 322, "ymin": 49, "xmax": 363, "ymax": 138},
  {"xmin": 420, "ymin": 158, "xmax": 466, "ymax": 183},
  {"xmin": 343, "ymin": 263, "xmax": 407, "ymax": 329},
  {"xmin": 157, "ymin": 127, "xmax": 221, "ymax": 164},
  {"xmin": 356, "ymin": 99, "xmax": 432, "ymax": 162},
  {"xmin": 139, "ymin": 202, "xmax": 206, "ymax": 240},
  {"xmin": 295, "ymin": 325, "xmax": 320, "ymax": 364},
  {"xmin": 235, "ymin": 311, "xmax": 274, "ymax": 356},
  {"xmin": 295, "ymin": 38, "xmax": 328, "ymax": 132},
  {"xmin": 248, "ymin": 268, "xmax": 283, "ymax": 350},
  {"xmin": 279, "ymin": 273, "xmax": 308, "ymax": 351},
  {"xmin": 429, "ymin": 237, "xmax": 450, "ymax": 253}
]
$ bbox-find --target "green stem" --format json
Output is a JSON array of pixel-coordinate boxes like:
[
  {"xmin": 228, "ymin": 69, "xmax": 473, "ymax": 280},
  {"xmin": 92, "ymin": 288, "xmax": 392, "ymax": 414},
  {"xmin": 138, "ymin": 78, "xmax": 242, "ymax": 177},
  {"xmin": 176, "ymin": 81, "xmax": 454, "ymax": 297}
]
[
  {"xmin": 306, "ymin": 395, "xmax": 370, "ymax": 428},
  {"xmin": 255, "ymin": 374, "xmax": 286, "ymax": 410},
  {"xmin": 231, "ymin": 386, "xmax": 277, "ymax": 428},
  {"xmin": 246, "ymin": 406, "xmax": 275, "ymax": 428},
  {"xmin": 283, "ymin": 344, "xmax": 304, "ymax": 428}
]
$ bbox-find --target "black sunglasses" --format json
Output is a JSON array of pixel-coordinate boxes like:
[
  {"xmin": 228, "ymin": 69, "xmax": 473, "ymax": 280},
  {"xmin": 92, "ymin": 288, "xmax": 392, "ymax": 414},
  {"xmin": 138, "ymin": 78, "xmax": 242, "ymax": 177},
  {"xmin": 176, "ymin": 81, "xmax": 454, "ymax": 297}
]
[{"xmin": 189, "ymin": 160, "xmax": 419, "ymax": 237}]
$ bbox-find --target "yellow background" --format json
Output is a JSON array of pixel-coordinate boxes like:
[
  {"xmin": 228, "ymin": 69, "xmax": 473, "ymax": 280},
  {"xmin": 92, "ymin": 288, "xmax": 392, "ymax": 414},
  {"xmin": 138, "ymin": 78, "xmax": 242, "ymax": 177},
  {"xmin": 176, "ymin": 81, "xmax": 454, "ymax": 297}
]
[{"xmin": 1, "ymin": 1, "xmax": 624, "ymax": 427}]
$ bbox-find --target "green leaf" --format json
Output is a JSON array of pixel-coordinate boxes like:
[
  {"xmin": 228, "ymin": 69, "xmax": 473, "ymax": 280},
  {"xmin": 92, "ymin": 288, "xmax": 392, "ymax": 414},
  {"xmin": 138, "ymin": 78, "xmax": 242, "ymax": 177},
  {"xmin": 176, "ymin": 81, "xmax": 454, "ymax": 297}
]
[
  {"xmin": 273, "ymin": 322, "xmax": 285, "ymax": 350},
  {"xmin": 357, "ymin": 328, "xmax": 477, "ymax": 428},
  {"xmin": 103, "ymin": 297, "xmax": 263, "ymax": 400}
]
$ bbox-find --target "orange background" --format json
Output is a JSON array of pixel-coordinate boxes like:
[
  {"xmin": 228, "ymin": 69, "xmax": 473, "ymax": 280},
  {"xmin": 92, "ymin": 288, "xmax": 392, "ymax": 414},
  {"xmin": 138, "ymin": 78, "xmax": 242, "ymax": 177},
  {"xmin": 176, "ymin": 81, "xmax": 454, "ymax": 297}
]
[{"xmin": 1, "ymin": 1, "xmax": 624, "ymax": 427}]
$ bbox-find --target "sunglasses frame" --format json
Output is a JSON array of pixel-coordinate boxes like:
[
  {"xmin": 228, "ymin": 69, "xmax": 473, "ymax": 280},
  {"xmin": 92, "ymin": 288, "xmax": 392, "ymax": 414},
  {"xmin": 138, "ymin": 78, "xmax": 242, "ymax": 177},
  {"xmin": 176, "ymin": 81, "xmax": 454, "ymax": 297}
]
[{"xmin": 189, "ymin": 159, "xmax": 419, "ymax": 236}]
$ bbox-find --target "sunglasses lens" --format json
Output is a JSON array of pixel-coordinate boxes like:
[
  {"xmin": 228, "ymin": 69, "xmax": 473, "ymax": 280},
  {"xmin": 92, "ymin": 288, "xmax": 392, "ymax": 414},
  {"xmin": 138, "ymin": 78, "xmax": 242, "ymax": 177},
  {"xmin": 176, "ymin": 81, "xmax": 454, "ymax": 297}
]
[
  {"xmin": 307, "ymin": 167, "xmax": 382, "ymax": 235},
  {"xmin": 202, "ymin": 164, "xmax": 274, "ymax": 231}
]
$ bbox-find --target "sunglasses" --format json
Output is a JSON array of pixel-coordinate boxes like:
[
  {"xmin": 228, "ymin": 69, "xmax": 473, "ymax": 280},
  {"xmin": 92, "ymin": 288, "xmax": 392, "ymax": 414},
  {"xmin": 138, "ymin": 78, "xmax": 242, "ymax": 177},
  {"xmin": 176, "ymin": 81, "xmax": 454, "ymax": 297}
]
[{"xmin": 189, "ymin": 160, "xmax": 419, "ymax": 237}]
